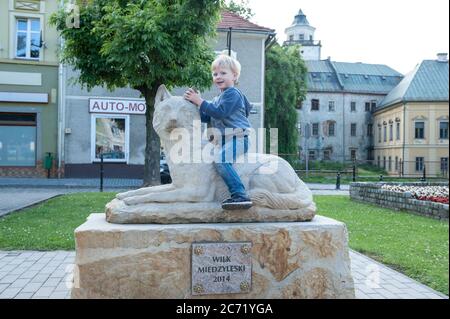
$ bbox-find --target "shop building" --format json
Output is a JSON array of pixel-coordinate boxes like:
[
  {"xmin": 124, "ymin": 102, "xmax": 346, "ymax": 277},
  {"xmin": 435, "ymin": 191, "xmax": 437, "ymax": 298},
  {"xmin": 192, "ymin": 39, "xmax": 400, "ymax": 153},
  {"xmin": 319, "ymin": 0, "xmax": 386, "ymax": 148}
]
[{"xmin": 0, "ymin": 0, "xmax": 60, "ymax": 177}]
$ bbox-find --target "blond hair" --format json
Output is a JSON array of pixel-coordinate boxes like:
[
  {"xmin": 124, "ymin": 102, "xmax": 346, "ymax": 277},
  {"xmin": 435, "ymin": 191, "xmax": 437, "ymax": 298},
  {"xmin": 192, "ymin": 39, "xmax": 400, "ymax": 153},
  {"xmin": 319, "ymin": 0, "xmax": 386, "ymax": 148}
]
[{"xmin": 211, "ymin": 51, "xmax": 241, "ymax": 83}]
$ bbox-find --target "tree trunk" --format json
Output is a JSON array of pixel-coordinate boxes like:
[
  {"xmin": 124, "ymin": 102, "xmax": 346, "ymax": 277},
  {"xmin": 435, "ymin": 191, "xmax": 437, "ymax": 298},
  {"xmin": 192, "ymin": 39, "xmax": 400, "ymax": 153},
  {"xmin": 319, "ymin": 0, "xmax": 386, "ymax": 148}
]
[{"xmin": 142, "ymin": 86, "xmax": 161, "ymax": 187}]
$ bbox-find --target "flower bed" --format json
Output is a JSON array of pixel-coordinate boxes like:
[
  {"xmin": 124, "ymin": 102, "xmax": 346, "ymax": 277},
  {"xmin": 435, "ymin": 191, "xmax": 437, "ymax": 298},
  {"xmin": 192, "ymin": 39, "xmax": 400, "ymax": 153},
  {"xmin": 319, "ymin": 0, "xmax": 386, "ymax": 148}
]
[
  {"xmin": 381, "ymin": 185, "xmax": 449, "ymax": 204},
  {"xmin": 350, "ymin": 182, "xmax": 449, "ymax": 220}
]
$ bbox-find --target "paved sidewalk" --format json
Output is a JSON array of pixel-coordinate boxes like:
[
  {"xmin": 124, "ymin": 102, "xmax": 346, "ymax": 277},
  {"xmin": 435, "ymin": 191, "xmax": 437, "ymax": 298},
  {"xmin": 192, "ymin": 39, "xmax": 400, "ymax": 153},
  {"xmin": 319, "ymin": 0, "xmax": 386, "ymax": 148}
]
[
  {"xmin": 0, "ymin": 249, "xmax": 446, "ymax": 299},
  {"xmin": 0, "ymin": 189, "xmax": 63, "ymax": 217},
  {"xmin": 307, "ymin": 183, "xmax": 349, "ymax": 191},
  {"xmin": 0, "ymin": 178, "xmax": 142, "ymax": 189}
]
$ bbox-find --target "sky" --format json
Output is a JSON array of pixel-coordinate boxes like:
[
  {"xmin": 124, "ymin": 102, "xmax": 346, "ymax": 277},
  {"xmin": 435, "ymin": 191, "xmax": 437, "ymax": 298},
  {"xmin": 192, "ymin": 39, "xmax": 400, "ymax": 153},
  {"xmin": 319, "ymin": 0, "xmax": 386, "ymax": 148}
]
[{"xmin": 245, "ymin": 0, "xmax": 449, "ymax": 74}]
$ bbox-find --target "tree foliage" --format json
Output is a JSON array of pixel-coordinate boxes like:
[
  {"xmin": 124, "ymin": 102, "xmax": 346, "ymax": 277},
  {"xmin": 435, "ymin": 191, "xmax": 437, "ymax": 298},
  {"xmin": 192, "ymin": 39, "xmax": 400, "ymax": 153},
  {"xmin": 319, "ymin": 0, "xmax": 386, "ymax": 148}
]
[
  {"xmin": 50, "ymin": 0, "xmax": 223, "ymax": 185},
  {"xmin": 50, "ymin": 0, "xmax": 223, "ymax": 92},
  {"xmin": 264, "ymin": 44, "xmax": 307, "ymax": 158},
  {"xmin": 224, "ymin": 0, "xmax": 254, "ymax": 20}
]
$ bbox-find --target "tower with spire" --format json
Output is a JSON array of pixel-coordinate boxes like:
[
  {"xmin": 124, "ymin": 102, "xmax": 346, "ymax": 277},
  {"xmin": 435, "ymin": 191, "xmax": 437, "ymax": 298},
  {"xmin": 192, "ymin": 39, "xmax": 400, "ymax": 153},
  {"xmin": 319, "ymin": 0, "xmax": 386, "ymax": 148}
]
[{"xmin": 284, "ymin": 9, "xmax": 321, "ymax": 60}]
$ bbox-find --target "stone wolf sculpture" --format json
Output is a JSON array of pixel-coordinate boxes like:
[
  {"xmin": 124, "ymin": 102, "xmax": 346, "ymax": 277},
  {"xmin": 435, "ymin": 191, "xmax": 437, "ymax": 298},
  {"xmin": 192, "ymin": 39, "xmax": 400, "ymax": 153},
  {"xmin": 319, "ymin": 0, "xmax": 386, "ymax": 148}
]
[{"xmin": 108, "ymin": 85, "xmax": 316, "ymax": 223}]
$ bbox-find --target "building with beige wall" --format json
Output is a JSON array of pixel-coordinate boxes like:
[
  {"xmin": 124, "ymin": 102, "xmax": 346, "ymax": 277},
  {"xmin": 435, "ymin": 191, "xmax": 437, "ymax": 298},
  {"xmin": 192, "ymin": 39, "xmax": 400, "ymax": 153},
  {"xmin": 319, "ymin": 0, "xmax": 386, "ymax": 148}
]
[
  {"xmin": 374, "ymin": 54, "xmax": 449, "ymax": 177},
  {"xmin": 0, "ymin": 0, "xmax": 60, "ymax": 177}
]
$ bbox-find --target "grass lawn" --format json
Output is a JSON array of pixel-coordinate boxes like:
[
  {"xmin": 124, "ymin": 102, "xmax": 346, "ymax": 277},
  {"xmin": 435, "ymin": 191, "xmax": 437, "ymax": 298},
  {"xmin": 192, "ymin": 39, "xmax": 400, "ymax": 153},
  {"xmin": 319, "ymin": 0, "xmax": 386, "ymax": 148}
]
[
  {"xmin": 316, "ymin": 196, "xmax": 449, "ymax": 296},
  {"xmin": 0, "ymin": 193, "xmax": 115, "ymax": 251},
  {"xmin": 0, "ymin": 193, "xmax": 448, "ymax": 295}
]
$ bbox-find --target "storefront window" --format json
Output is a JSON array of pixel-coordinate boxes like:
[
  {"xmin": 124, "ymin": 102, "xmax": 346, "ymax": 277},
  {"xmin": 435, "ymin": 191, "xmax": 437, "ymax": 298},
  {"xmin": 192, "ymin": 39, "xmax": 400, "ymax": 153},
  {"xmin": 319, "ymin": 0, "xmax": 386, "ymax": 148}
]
[
  {"xmin": 0, "ymin": 113, "xmax": 36, "ymax": 166},
  {"xmin": 92, "ymin": 115, "xmax": 129, "ymax": 162}
]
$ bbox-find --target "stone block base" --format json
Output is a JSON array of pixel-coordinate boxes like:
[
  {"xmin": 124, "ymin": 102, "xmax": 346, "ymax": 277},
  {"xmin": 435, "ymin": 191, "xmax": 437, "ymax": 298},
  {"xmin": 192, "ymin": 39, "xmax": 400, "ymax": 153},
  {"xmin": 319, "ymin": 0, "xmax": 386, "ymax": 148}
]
[{"xmin": 72, "ymin": 214, "xmax": 355, "ymax": 299}]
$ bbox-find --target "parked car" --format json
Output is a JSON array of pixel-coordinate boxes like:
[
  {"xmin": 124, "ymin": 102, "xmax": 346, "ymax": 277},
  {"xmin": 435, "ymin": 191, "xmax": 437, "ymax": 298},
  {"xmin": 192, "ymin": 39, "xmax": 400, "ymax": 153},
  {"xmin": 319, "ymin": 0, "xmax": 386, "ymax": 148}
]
[{"xmin": 160, "ymin": 161, "xmax": 171, "ymax": 184}]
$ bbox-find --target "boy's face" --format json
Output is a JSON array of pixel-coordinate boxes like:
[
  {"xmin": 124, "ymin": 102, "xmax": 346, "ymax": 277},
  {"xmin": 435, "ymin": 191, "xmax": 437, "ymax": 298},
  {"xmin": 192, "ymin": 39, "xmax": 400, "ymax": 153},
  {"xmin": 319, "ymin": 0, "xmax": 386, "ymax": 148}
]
[{"xmin": 212, "ymin": 66, "xmax": 237, "ymax": 91}]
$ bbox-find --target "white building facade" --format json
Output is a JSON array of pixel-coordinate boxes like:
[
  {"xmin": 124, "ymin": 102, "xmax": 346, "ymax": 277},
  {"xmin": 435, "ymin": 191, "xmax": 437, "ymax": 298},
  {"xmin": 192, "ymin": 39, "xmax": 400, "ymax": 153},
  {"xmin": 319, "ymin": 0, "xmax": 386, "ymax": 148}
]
[{"xmin": 285, "ymin": 10, "xmax": 404, "ymax": 163}]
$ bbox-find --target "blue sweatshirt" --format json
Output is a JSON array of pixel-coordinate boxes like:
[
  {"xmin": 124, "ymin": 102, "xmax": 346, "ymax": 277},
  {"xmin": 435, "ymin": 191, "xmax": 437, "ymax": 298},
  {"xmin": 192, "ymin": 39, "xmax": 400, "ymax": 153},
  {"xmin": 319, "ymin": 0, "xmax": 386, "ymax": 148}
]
[{"xmin": 199, "ymin": 87, "xmax": 253, "ymax": 138}]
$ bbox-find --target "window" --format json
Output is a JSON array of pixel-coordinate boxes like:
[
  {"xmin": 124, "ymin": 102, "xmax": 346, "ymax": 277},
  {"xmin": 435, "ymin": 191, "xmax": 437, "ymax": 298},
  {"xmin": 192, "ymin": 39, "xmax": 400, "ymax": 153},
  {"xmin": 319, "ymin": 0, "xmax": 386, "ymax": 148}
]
[
  {"xmin": 323, "ymin": 150, "xmax": 331, "ymax": 160},
  {"xmin": 312, "ymin": 123, "xmax": 319, "ymax": 136},
  {"xmin": 328, "ymin": 122, "xmax": 335, "ymax": 136},
  {"xmin": 289, "ymin": 35, "xmax": 294, "ymax": 41},
  {"xmin": 351, "ymin": 102, "xmax": 356, "ymax": 112},
  {"xmin": 441, "ymin": 158, "xmax": 449, "ymax": 173},
  {"xmin": 368, "ymin": 149, "xmax": 374, "ymax": 161},
  {"xmin": 415, "ymin": 157, "xmax": 424, "ymax": 171},
  {"xmin": 383, "ymin": 125, "xmax": 387, "ymax": 142},
  {"xmin": 299, "ymin": 34, "xmax": 305, "ymax": 40},
  {"xmin": 311, "ymin": 99, "xmax": 320, "ymax": 111},
  {"xmin": 0, "ymin": 113, "xmax": 36, "ymax": 166},
  {"xmin": 389, "ymin": 124, "xmax": 393, "ymax": 141},
  {"xmin": 365, "ymin": 102, "xmax": 371, "ymax": 112},
  {"xmin": 378, "ymin": 126, "xmax": 382, "ymax": 143},
  {"xmin": 388, "ymin": 156, "xmax": 392, "ymax": 171},
  {"xmin": 439, "ymin": 122, "xmax": 449, "ymax": 139},
  {"xmin": 377, "ymin": 156, "xmax": 381, "ymax": 167},
  {"xmin": 91, "ymin": 115, "xmax": 129, "ymax": 162},
  {"xmin": 371, "ymin": 101, "xmax": 377, "ymax": 111},
  {"xmin": 351, "ymin": 123, "xmax": 357, "ymax": 137},
  {"xmin": 328, "ymin": 101, "xmax": 335, "ymax": 112},
  {"xmin": 395, "ymin": 156, "xmax": 399, "ymax": 171},
  {"xmin": 396, "ymin": 122, "xmax": 401, "ymax": 140},
  {"xmin": 351, "ymin": 149, "xmax": 357, "ymax": 161},
  {"xmin": 308, "ymin": 150, "xmax": 316, "ymax": 160},
  {"xmin": 415, "ymin": 122, "xmax": 425, "ymax": 139},
  {"xmin": 367, "ymin": 124, "xmax": 373, "ymax": 137},
  {"xmin": 297, "ymin": 122, "xmax": 302, "ymax": 136},
  {"xmin": 296, "ymin": 100, "xmax": 303, "ymax": 110},
  {"xmin": 383, "ymin": 156, "xmax": 386, "ymax": 169},
  {"xmin": 16, "ymin": 18, "xmax": 41, "ymax": 60}
]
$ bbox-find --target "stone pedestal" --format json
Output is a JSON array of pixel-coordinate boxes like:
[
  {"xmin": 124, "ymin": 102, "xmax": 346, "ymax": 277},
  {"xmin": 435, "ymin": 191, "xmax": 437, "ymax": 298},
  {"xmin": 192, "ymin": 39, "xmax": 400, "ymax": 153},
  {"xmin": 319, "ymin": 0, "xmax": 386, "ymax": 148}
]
[{"xmin": 72, "ymin": 214, "xmax": 355, "ymax": 299}]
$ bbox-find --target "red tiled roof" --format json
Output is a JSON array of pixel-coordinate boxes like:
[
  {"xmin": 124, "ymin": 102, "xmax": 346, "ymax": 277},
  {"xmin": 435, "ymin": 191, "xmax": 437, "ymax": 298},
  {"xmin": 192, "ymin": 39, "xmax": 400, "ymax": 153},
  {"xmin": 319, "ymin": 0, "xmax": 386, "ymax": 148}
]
[{"xmin": 218, "ymin": 10, "xmax": 274, "ymax": 33}]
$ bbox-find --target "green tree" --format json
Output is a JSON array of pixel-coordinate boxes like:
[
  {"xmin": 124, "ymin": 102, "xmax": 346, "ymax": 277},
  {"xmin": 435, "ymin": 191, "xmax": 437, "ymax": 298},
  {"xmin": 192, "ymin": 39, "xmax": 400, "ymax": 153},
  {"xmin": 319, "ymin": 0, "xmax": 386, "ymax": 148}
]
[
  {"xmin": 264, "ymin": 44, "xmax": 307, "ymax": 161},
  {"xmin": 50, "ymin": 0, "xmax": 223, "ymax": 186},
  {"xmin": 224, "ymin": 0, "xmax": 254, "ymax": 20}
]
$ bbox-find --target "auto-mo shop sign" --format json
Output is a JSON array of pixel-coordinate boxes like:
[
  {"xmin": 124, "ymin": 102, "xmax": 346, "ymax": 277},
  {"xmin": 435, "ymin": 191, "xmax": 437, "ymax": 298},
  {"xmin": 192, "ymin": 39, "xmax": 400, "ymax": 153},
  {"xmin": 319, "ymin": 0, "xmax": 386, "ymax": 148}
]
[{"xmin": 89, "ymin": 98, "xmax": 146, "ymax": 115}]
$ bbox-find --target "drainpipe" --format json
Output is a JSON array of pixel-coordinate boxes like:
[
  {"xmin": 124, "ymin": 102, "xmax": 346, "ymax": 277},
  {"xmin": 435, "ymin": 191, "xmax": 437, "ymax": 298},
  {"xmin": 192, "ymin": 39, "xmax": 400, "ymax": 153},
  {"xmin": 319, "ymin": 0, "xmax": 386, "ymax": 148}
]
[
  {"xmin": 57, "ymin": 0, "xmax": 65, "ymax": 178},
  {"xmin": 402, "ymin": 101, "xmax": 406, "ymax": 176},
  {"xmin": 57, "ymin": 65, "xmax": 62, "ymax": 178},
  {"xmin": 342, "ymin": 93, "xmax": 346, "ymax": 163},
  {"xmin": 227, "ymin": 28, "xmax": 232, "ymax": 56}
]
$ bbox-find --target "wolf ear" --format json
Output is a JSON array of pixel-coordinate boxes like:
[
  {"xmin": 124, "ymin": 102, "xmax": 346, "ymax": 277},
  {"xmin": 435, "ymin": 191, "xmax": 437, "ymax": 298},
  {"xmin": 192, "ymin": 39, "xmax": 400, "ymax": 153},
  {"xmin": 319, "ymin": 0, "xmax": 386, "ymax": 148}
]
[{"xmin": 155, "ymin": 84, "xmax": 172, "ymax": 105}]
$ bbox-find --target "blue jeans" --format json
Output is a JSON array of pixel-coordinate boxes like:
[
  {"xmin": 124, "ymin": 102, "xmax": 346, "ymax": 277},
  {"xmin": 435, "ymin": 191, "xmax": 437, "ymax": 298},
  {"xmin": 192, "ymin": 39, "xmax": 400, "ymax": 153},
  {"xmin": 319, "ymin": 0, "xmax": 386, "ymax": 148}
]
[{"xmin": 213, "ymin": 136, "xmax": 249, "ymax": 198}]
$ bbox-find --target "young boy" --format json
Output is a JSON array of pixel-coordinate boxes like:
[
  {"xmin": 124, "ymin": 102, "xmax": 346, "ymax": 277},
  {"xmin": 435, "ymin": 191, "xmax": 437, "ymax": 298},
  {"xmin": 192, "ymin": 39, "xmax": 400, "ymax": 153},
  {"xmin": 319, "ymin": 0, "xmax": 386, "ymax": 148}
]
[{"xmin": 184, "ymin": 54, "xmax": 253, "ymax": 210}]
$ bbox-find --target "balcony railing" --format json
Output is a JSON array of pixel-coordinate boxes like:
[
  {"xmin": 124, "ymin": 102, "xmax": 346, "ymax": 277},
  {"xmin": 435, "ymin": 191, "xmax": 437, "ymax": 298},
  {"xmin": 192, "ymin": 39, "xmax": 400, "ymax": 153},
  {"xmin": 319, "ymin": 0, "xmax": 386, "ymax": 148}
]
[{"xmin": 283, "ymin": 39, "xmax": 321, "ymax": 46}]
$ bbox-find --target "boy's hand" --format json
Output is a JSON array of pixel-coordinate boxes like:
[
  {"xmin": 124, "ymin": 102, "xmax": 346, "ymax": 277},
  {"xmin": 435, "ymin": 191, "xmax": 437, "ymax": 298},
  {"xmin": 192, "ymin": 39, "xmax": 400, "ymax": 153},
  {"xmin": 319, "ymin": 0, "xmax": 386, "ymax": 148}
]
[{"xmin": 184, "ymin": 88, "xmax": 203, "ymax": 107}]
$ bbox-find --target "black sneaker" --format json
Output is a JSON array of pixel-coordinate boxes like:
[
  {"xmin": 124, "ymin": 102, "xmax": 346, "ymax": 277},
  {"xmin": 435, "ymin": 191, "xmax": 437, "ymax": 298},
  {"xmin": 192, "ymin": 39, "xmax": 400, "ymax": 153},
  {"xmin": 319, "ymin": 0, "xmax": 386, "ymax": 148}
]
[{"xmin": 221, "ymin": 196, "xmax": 253, "ymax": 210}]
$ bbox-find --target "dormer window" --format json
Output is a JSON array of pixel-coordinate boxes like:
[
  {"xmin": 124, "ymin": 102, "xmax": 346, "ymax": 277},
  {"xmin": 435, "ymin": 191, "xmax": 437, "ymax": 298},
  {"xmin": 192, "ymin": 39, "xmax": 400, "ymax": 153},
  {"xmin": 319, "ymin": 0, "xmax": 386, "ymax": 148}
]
[{"xmin": 299, "ymin": 34, "xmax": 305, "ymax": 40}]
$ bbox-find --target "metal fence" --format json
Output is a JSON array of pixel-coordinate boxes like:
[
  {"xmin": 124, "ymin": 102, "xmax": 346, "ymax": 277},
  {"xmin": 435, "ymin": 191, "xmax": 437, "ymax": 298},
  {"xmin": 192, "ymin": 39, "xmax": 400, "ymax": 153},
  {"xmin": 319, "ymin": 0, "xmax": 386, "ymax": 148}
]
[{"xmin": 278, "ymin": 153, "xmax": 449, "ymax": 182}]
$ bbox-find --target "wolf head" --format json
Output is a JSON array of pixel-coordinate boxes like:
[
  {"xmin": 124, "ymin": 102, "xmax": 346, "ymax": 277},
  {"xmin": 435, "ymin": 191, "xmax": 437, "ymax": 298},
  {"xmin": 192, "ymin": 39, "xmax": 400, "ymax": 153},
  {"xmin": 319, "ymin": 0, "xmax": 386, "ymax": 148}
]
[{"xmin": 153, "ymin": 85, "xmax": 201, "ymax": 140}]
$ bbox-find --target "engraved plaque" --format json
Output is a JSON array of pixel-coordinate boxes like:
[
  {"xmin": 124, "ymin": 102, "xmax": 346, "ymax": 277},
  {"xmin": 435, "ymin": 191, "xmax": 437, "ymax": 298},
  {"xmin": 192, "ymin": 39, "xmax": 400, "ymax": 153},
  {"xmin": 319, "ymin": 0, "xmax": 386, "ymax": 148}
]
[{"xmin": 191, "ymin": 242, "xmax": 252, "ymax": 295}]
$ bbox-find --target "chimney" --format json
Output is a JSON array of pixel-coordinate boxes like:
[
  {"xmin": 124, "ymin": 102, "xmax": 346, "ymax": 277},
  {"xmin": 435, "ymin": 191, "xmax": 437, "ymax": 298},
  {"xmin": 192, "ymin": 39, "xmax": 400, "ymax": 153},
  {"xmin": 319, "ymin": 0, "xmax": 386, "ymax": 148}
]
[{"xmin": 437, "ymin": 53, "xmax": 448, "ymax": 62}]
